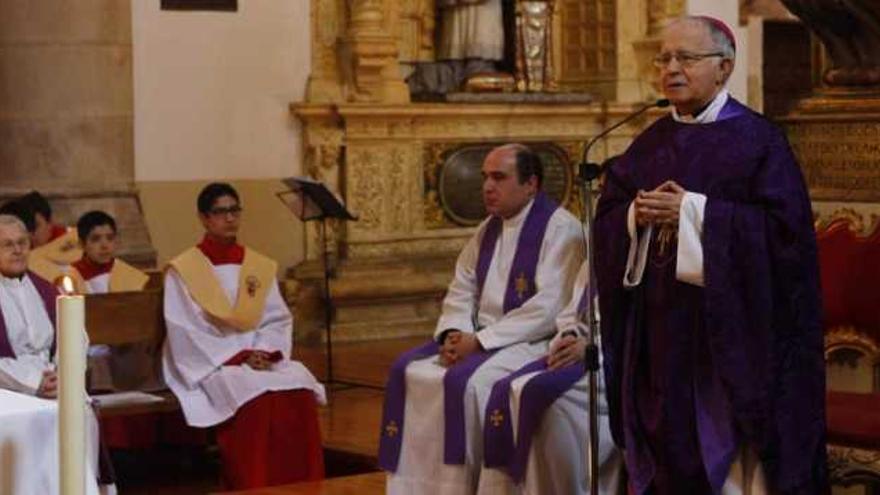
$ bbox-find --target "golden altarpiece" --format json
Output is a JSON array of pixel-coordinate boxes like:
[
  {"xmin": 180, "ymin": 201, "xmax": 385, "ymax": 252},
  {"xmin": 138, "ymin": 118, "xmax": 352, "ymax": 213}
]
[{"xmin": 289, "ymin": 0, "xmax": 680, "ymax": 344}]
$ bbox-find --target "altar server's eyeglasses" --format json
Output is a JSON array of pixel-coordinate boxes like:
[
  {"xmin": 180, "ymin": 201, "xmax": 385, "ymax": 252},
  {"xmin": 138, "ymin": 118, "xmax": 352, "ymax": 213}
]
[
  {"xmin": 652, "ymin": 51, "xmax": 725, "ymax": 69},
  {"xmin": 208, "ymin": 206, "xmax": 243, "ymax": 218}
]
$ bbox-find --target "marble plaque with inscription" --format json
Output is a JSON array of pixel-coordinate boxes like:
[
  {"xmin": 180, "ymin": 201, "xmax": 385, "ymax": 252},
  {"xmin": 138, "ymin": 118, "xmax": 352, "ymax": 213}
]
[{"xmin": 784, "ymin": 120, "xmax": 880, "ymax": 202}]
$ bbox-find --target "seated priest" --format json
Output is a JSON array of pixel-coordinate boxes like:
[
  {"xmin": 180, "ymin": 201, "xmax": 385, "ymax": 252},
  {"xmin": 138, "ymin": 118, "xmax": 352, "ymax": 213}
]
[
  {"xmin": 162, "ymin": 182, "xmax": 326, "ymax": 490},
  {"xmin": 17, "ymin": 191, "xmax": 82, "ymax": 284},
  {"xmin": 0, "ymin": 213, "xmax": 110, "ymax": 490},
  {"xmin": 70, "ymin": 210, "xmax": 152, "ymax": 392},
  {"xmin": 0, "ymin": 214, "xmax": 61, "ymax": 398},
  {"xmin": 479, "ymin": 260, "xmax": 624, "ymax": 494},
  {"xmin": 379, "ymin": 144, "xmax": 584, "ymax": 494}
]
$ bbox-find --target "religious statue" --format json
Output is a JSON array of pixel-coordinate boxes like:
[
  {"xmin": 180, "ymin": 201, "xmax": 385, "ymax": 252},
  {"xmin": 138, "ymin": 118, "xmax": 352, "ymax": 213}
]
[
  {"xmin": 780, "ymin": 0, "xmax": 880, "ymax": 86},
  {"xmin": 407, "ymin": 0, "xmax": 556, "ymax": 96}
]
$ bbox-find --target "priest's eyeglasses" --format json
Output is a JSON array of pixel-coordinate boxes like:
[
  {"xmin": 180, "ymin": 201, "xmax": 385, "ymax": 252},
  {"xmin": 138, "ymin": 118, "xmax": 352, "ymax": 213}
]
[
  {"xmin": 208, "ymin": 206, "xmax": 243, "ymax": 218},
  {"xmin": 0, "ymin": 238, "xmax": 29, "ymax": 253},
  {"xmin": 653, "ymin": 51, "xmax": 725, "ymax": 69}
]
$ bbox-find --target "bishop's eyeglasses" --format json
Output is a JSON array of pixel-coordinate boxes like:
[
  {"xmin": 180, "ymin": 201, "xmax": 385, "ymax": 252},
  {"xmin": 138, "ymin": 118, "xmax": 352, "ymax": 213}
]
[{"xmin": 653, "ymin": 51, "xmax": 725, "ymax": 69}]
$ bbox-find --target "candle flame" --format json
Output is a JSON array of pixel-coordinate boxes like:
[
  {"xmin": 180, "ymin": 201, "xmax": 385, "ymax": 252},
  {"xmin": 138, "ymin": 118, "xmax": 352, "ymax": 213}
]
[{"xmin": 60, "ymin": 276, "xmax": 75, "ymax": 295}]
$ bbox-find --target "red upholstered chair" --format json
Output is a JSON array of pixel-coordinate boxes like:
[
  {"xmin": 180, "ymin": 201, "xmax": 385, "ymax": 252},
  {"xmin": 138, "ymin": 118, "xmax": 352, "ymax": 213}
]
[{"xmin": 816, "ymin": 211, "xmax": 880, "ymax": 489}]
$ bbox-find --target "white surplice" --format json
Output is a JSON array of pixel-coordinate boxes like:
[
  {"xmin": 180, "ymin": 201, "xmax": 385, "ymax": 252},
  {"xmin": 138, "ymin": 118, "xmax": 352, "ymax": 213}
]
[
  {"xmin": 0, "ymin": 274, "xmax": 55, "ymax": 394},
  {"xmin": 0, "ymin": 275, "xmax": 105, "ymax": 495},
  {"xmin": 477, "ymin": 262, "xmax": 624, "ymax": 495},
  {"xmin": 622, "ymin": 88, "xmax": 769, "ymax": 494},
  {"xmin": 162, "ymin": 265, "xmax": 326, "ymax": 428},
  {"xmin": 387, "ymin": 199, "xmax": 585, "ymax": 495}
]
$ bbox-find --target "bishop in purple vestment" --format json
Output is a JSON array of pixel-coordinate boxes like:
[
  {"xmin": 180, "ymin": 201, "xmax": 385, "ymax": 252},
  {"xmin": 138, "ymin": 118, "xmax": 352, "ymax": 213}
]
[{"xmin": 595, "ymin": 17, "xmax": 826, "ymax": 495}]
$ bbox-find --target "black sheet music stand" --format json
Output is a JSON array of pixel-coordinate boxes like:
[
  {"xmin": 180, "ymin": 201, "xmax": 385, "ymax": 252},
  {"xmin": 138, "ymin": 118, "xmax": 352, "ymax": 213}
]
[{"xmin": 277, "ymin": 178, "xmax": 356, "ymax": 383}]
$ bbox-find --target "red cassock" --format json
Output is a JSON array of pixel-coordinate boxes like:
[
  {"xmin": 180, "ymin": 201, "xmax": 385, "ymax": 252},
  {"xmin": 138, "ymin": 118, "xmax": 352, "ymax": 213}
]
[{"xmin": 215, "ymin": 389, "xmax": 324, "ymax": 488}]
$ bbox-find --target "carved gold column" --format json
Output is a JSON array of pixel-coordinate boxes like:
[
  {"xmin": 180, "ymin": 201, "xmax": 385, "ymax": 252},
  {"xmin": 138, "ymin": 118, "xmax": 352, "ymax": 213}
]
[
  {"xmin": 342, "ymin": 0, "xmax": 410, "ymax": 103},
  {"xmin": 292, "ymin": 105, "xmax": 345, "ymax": 261},
  {"xmin": 306, "ymin": 0, "xmax": 346, "ymax": 103}
]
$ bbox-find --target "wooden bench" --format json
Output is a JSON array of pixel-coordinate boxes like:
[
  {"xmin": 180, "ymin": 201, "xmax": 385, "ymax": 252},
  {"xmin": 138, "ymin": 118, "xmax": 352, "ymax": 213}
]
[{"xmin": 84, "ymin": 287, "xmax": 180, "ymax": 417}]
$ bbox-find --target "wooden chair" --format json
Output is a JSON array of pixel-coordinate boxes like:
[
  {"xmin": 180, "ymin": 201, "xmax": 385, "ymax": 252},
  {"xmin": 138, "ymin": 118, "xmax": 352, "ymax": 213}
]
[{"xmin": 816, "ymin": 211, "xmax": 880, "ymax": 490}]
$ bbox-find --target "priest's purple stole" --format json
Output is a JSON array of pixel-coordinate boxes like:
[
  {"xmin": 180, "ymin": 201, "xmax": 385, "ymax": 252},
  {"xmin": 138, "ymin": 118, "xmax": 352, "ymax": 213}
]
[
  {"xmin": 482, "ymin": 281, "xmax": 592, "ymax": 473},
  {"xmin": 378, "ymin": 191, "xmax": 559, "ymax": 472}
]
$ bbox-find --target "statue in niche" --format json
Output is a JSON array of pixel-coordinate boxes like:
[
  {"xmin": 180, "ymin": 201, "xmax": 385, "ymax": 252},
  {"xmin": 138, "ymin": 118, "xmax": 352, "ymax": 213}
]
[
  {"xmin": 780, "ymin": 0, "xmax": 880, "ymax": 86},
  {"xmin": 407, "ymin": 0, "xmax": 556, "ymax": 97}
]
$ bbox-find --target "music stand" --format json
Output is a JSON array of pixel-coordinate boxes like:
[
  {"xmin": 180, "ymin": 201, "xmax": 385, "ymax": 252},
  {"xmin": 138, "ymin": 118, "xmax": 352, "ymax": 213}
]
[{"xmin": 277, "ymin": 177, "xmax": 357, "ymax": 384}]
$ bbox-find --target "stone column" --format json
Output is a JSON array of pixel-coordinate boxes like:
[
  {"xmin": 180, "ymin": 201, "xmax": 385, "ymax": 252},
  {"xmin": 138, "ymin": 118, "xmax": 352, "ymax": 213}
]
[{"xmin": 0, "ymin": 0, "xmax": 154, "ymax": 264}]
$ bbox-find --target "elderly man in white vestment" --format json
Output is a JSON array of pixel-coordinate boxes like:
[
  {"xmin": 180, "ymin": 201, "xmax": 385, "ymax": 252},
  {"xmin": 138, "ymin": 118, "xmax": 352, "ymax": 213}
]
[
  {"xmin": 478, "ymin": 261, "xmax": 624, "ymax": 494},
  {"xmin": 0, "ymin": 214, "xmax": 107, "ymax": 494},
  {"xmin": 379, "ymin": 144, "xmax": 584, "ymax": 494},
  {"xmin": 162, "ymin": 182, "xmax": 326, "ymax": 490}
]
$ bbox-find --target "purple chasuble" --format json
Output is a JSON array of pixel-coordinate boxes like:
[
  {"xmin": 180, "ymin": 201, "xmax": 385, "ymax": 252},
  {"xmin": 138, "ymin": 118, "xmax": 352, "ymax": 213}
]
[
  {"xmin": 0, "ymin": 272, "xmax": 58, "ymax": 358},
  {"xmin": 483, "ymin": 279, "xmax": 593, "ymax": 477},
  {"xmin": 595, "ymin": 98, "xmax": 826, "ymax": 494},
  {"xmin": 378, "ymin": 192, "xmax": 559, "ymax": 472}
]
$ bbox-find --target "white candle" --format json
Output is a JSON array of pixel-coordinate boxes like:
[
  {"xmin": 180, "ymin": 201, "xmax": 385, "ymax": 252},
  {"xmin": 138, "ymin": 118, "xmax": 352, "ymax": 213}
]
[{"xmin": 57, "ymin": 280, "xmax": 86, "ymax": 495}]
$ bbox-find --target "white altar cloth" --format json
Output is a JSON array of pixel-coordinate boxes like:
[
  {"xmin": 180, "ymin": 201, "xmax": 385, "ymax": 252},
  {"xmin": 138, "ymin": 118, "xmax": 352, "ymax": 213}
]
[{"xmin": 0, "ymin": 389, "xmax": 101, "ymax": 495}]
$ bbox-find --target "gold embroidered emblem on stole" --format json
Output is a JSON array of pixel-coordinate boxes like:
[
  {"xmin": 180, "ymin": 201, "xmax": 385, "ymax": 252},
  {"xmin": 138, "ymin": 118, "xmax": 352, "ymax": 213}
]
[
  {"xmin": 490, "ymin": 408, "xmax": 505, "ymax": 427},
  {"xmin": 515, "ymin": 272, "xmax": 529, "ymax": 300},
  {"xmin": 385, "ymin": 421, "xmax": 399, "ymax": 437},
  {"xmin": 245, "ymin": 275, "xmax": 261, "ymax": 298}
]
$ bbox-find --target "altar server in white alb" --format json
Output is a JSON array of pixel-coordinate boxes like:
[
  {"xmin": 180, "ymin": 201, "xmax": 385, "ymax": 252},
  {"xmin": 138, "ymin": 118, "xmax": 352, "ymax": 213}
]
[
  {"xmin": 0, "ymin": 213, "xmax": 108, "ymax": 494},
  {"xmin": 480, "ymin": 260, "xmax": 624, "ymax": 494},
  {"xmin": 69, "ymin": 210, "xmax": 152, "ymax": 393},
  {"xmin": 379, "ymin": 143, "xmax": 585, "ymax": 494},
  {"xmin": 162, "ymin": 182, "xmax": 326, "ymax": 490}
]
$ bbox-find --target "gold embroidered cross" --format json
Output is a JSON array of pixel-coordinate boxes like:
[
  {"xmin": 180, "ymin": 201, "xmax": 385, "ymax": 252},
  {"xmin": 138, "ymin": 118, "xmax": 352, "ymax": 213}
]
[
  {"xmin": 385, "ymin": 420, "xmax": 399, "ymax": 437},
  {"xmin": 515, "ymin": 272, "xmax": 529, "ymax": 300},
  {"xmin": 657, "ymin": 225, "xmax": 678, "ymax": 257},
  {"xmin": 490, "ymin": 409, "xmax": 504, "ymax": 427},
  {"xmin": 245, "ymin": 275, "xmax": 261, "ymax": 298}
]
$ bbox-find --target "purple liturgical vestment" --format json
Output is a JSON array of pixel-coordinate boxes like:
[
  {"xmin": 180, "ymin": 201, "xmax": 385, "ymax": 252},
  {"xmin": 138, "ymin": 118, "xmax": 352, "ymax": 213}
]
[
  {"xmin": 378, "ymin": 192, "xmax": 559, "ymax": 472},
  {"xmin": 595, "ymin": 98, "xmax": 826, "ymax": 494}
]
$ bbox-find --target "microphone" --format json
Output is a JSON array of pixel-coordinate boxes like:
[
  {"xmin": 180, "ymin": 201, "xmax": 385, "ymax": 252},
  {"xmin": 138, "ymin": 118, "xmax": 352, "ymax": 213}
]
[
  {"xmin": 578, "ymin": 98, "xmax": 670, "ymax": 181},
  {"xmin": 576, "ymin": 97, "xmax": 668, "ymax": 495}
]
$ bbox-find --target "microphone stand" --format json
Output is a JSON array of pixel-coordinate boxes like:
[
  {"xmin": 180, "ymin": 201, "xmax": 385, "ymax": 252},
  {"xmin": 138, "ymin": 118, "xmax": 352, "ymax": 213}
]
[{"xmin": 578, "ymin": 99, "xmax": 668, "ymax": 495}]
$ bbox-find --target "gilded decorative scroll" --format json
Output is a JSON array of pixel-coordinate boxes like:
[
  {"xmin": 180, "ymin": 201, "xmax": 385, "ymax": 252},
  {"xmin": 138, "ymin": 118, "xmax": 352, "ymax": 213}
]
[
  {"xmin": 825, "ymin": 326, "xmax": 880, "ymax": 364},
  {"xmin": 827, "ymin": 445, "xmax": 880, "ymax": 487}
]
